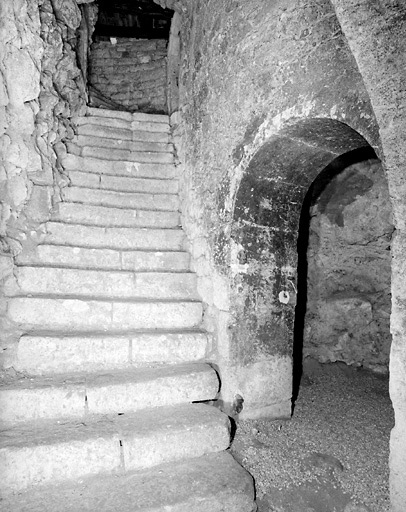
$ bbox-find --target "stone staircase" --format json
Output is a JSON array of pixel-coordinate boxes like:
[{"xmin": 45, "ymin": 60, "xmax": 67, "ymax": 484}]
[{"xmin": 0, "ymin": 108, "xmax": 255, "ymax": 511}]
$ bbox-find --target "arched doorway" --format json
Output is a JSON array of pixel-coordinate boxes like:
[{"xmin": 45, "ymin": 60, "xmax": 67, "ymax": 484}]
[
  {"xmin": 230, "ymin": 117, "xmax": 394, "ymax": 510},
  {"xmin": 230, "ymin": 117, "xmax": 393, "ymax": 416},
  {"xmin": 295, "ymin": 149, "xmax": 393, "ymax": 397}
]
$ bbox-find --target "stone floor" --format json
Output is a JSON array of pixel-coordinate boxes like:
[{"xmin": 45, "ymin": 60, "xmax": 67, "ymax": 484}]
[{"xmin": 231, "ymin": 358, "xmax": 393, "ymax": 512}]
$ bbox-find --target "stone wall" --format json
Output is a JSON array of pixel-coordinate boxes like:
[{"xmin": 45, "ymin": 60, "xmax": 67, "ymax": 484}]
[
  {"xmin": 304, "ymin": 159, "xmax": 393, "ymax": 372},
  {"xmin": 173, "ymin": 0, "xmax": 380, "ymax": 419},
  {"xmin": 173, "ymin": 0, "xmax": 406, "ymax": 507},
  {"xmin": 0, "ymin": 0, "xmax": 88, "ymax": 370},
  {"xmin": 89, "ymin": 38, "xmax": 168, "ymax": 113}
]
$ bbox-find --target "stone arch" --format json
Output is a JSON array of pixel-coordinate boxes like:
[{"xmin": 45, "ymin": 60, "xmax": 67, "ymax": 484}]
[{"xmin": 229, "ymin": 117, "xmax": 391, "ymax": 417}]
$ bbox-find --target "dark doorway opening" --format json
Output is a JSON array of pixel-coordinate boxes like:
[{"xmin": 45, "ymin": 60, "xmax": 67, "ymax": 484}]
[{"xmin": 292, "ymin": 146, "xmax": 381, "ymax": 402}]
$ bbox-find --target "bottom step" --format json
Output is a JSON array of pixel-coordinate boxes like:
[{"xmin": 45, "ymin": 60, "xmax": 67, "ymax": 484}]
[{"xmin": 1, "ymin": 451, "xmax": 256, "ymax": 512}]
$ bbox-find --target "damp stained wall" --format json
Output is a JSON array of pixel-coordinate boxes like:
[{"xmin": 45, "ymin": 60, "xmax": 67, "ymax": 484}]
[
  {"xmin": 175, "ymin": 0, "xmax": 379, "ymax": 418},
  {"xmin": 173, "ymin": 0, "xmax": 406, "ymax": 508},
  {"xmin": 304, "ymin": 158, "xmax": 393, "ymax": 372}
]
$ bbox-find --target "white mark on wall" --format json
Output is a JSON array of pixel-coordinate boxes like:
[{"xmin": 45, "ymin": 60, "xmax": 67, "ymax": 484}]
[{"xmin": 230, "ymin": 239, "xmax": 249, "ymax": 276}]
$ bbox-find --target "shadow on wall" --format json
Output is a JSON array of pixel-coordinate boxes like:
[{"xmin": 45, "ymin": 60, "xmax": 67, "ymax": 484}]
[
  {"xmin": 292, "ymin": 147, "xmax": 393, "ymax": 402},
  {"xmin": 294, "ymin": 150, "xmax": 393, "ymax": 399},
  {"xmin": 230, "ymin": 117, "xmax": 393, "ymax": 416}
]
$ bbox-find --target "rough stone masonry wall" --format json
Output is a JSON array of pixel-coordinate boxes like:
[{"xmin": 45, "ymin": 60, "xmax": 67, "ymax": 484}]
[
  {"xmin": 304, "ymin": 159, "xmax": 393, "ymax": 372},
  {"xmin": 89, "ymin": 38, "xmax": 168, "ymax": 113},
  {"xmin": 174, "ymin": 0, "xmax": 380, "ymax": 418},
  {"xmin": 0, "ymin": 0, "xmax": 88, "ymax": 370},
  {"xmin": 173, "ymin": 0, "xmax": 406, "ymax": 508}
]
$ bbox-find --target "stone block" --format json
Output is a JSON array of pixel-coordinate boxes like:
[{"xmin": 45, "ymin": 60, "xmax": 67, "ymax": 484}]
[
  {"xmin": 44, "ymin": 222, "xmax": 185, "ymax": 250},
  {"xmin": 67, "ymin": 170, "xmax": 178, "ymax": 194},
  {"xmin": 87, "ymin": 107, "xmax": 132, "ymax": 121},
  {"xmin": 62, "ymin": 154, "xmax": 176, "ymax": 177},
  {"xmin": 131, "ymin": 120, "xmax": 169, "ymax": 133},
  {"xmin": 16, "ymin": 245, "xmax": 190, "ymax": 272},
  {"xmin": 15, "ymin": 331, "xmax": 209, "ymax": 374},
  {"xmin": 76, "ymin": 124, "xmax": 131, "ymax": 141},
  {"xmin": 85, "ymin": 365, "xmax": 220, "ymax": 415},
  {"xmin": 0, "ymin": 379, "xmax": 86, "ymax": 424},
  {"xmin": 7, "ymin": 298, "xmax": 203, "ymax": 331},
  {"xmin": 62, "ymin": 186, "xmax": 179, "ymax": 211},
  {"xmin": 0, "ymin": 365, "xmax": 219, "ymax": 423},
  {"xmin": 75, "ymin": 134, "xmax": 172, "ymax": 153},
  {"xmin": 54, "ymin": 202, "xmax": 180, "ymax": 228},
  {"xmin": 75, "ymin": 116, "xmax": 131, "ymax": 131},
  {"xmin": 11, "ymin": 267, "xmax": 198, "ymax": 300},
  {"xmin": 81, "ymin": 146, "xmax": 174, "ymax": 164},
  {"xmin": 222, "ymin": 356, "xmax": 293, "ymax": 420},
  {"xmin": 0, "ymin": 430, "xmax": 121, "ymax": 492},
  {"xmin": 0, "ymin": 452, "xmax": 255, "ymax": 512},
  {"xmin": 122, "ymin": 405, "xmax": 230, "ymax": 471},
  {"xmin": 77, "ymin": 123, "xmax": 170, "ymax": 143}
]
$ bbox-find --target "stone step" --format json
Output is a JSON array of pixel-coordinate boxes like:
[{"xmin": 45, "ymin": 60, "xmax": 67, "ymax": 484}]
[
  {"xmin": 87, "ymin": 106, "xmax": 170, "ymax": 124},
  {"xmin": 44, "ymin": 222, "xmax": 185, "ymax": 251},
  {"xmin": 7, "ymin": 297, "xmax": 202, "ymax": 332},
  {"xmin": 53, "ymin": 203, "xmax": 180, "ymax": 228},
  {"xmin": 0, "ymin": 364, "xmax": 219, "ymax": 425},
  {"xmin": 8, "ymin": 267, "xmax": 198, "ymax": 301},
  {"xmin": 16, "ymin": 245, "xmax": 190, "ymax": 272},
  {"xmin": 62, "ymin": 154, "xmax": 177, "ymax": 179},
  {"xmin": 0, "ymin": 403, "xmax": 229, "ymax": 492},
  {"xmin": 78, "ymin": 145, "xmax": 174, "ymax": 164},
  {"xmin": 15, "ymin": 331, "xmax": 210, "ymax": 375},
  {"xmin": 76, "ymin": 123, "xmax": 170, "ymax": 144},
  {"xmin": 66, "ymin": 170, "xmax": 179, "ymax": 194},
  {"xmin": 76, "ymin": 115, "xmax": 170, "ymax": 133},
  {"xmin": 1, "ymin": 452, "xmax": 255, "ymax": 512},
  {"xmin": 75, "ymin": 134, "xmax": 172, "ymax": 153},
  {"xmin": 62, "ymin": 186, "xmax": 179, "ymax": 211}
]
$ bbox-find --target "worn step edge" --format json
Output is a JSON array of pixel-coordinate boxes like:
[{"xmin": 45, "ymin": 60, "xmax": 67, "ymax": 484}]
[
  {"xmin": 0, "ymin": 363, "xmax": 219, "ymax": 425},
  {"xmin": 75, "ymin": 134, "xmax": 173, "ymax": 153},
  {"xmin": 7, "ymin": 267, "xmax": 198, "ymax": 301},
  {"xmin": 66, "ymin": 170, "xmax": 179, "ymax": 194},
  {"xmin": 75, "ymin": 116, "xmax": 170, "ymax": 133},
  {"xmin": 87, "ymin": 107, "xmax": 170, "ymax": 124},
  {"xmin": 62, "ymin": 154, "xmax": 178, "ymax": 179},
  {"xmin": 76, "ymin": 124, "xmax": 170, "ymax": 144},
  {"xmin": 78, "ymin": 145, "xmax": 174, "ymax": 164},
  {"xmin": 44, "ymin": 222, "xmax": 185, "ymax": 251},
  {"xmin": 61, "ymin": 187, "xmax": 179, "ymax": 211},
  {"xmin": 15, "ymin": 331, "xmax": 211, "ymax": 375},
  {"xmin": 16, "ymin": 245, "xmax": 191, "ymax": 272},
  {"xmin": 0, "ymin": 404, "xmax": 230, "ymax": 493},
  {"xmin": 52, "ymin": 203, "xmax": 180, "ymax": 229},
  {"xmin": 0, "ymin": 452, "xmax": 255, "ymax": 512},
  {"xmin": 7, "ymin": 297, "xmax": 203, "ymax": 332}
]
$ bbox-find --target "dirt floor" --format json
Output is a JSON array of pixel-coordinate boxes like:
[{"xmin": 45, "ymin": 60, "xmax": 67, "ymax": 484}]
[{"xmin": 231, "ymin": 358, "xmax": 394, "ymax": 512}]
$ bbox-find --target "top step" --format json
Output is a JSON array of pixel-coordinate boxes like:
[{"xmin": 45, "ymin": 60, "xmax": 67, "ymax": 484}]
[{"xmin": 86, "ymin": 107, "xmax": 169, "ymax": 125}]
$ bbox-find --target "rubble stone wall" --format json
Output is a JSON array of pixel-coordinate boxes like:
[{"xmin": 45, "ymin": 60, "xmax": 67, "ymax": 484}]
[
  {"xmin": 89, "ymin": 38, "xmax": 168, "ymax": 113},
  {"xmin": 304, "ymin": 159, "xmax": 393, "ymax": 372},
  {"xmin": 0, "ymin": 0, "xmax": 88, "ymax": 370}
]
